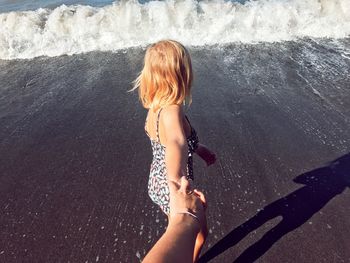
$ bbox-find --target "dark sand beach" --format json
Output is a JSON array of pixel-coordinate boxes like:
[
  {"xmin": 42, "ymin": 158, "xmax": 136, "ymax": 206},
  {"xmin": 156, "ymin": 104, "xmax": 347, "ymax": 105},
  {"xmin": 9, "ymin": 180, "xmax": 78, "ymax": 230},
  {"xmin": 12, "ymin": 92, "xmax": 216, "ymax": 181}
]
[{"xmin": 0, "ymin": 39, "xmax": 350, "ymax": 262}]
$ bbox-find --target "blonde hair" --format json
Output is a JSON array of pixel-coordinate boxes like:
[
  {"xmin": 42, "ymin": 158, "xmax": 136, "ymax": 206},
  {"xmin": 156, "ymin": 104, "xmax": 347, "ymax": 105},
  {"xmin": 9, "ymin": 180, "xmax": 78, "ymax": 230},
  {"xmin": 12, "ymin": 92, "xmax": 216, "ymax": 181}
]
[{"xmin": 133, "ymin": 40, "xmax": 193, "ymax": 111}]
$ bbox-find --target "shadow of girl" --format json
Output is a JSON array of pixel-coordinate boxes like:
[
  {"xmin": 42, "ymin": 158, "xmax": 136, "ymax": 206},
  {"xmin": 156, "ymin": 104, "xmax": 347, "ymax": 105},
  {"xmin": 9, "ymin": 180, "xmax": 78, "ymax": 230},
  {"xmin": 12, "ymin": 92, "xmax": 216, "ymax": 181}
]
[{"xmin": 199, "ymin": 153, "xmax": 350, "ymax": 263}]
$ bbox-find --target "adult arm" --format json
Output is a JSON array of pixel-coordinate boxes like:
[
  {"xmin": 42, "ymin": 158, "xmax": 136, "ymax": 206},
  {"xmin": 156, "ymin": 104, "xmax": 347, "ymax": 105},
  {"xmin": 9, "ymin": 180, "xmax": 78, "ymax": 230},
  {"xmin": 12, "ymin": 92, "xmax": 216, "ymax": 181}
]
[
  {"xmin": 143, "ymin": 177, "xmax": 206, "ymax": 263},
  {"xmin": 142, "ymin": 214, "xmax": 198, "ymax": 263}
]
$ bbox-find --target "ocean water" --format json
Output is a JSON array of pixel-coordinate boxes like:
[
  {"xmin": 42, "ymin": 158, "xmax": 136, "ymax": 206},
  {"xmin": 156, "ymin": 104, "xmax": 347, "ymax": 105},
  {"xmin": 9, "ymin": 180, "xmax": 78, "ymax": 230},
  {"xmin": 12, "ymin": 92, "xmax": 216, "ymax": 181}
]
[
  {"xmin": 0, "ymin": 0, "xmax": 248, "ymax": 13},
  {"xmin": 0, "ymin": 0, "xmax": 349, "ymax": 59}
]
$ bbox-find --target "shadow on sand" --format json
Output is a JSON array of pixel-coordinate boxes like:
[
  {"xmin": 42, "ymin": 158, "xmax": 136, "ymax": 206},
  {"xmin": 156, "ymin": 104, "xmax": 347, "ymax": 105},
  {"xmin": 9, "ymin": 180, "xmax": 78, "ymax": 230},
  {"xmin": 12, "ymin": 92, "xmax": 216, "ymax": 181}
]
[{"xmin": 199, "ymin": 153, "xmax": 350, "ymax": 263}]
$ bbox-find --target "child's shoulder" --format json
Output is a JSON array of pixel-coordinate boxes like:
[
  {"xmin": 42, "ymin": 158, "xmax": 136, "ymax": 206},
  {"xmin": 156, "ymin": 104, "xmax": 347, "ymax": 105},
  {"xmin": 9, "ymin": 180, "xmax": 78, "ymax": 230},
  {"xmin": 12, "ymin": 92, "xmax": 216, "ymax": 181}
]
[{"xmin": 161, "ymin": 104, "xmax": 184, "ymax": 122}]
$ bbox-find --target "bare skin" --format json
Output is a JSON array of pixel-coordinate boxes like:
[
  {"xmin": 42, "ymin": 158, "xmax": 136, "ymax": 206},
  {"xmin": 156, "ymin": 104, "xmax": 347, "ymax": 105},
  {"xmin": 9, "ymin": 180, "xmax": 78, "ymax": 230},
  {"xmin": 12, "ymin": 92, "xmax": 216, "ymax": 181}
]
[
  {"xmin": 143, "ymin": 177, "xmax": 207, "ymax": 263},
  {"xmin": 145, "ymin": 105, "xmax": 216, "ymax": 261}
]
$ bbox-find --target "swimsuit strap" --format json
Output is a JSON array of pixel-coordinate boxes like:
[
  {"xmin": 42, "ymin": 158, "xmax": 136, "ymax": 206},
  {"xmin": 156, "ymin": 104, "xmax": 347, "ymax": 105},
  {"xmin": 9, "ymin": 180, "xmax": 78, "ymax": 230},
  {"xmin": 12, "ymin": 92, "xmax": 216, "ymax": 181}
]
[
  {"xmin": 156, "ymin": 108, "xmax": 163, "ymax": 142},
  {"xmin": 184, "ymin": 115, "xmax": 193, "ymax": 133},
  {"xmin": 144, "ymin": 116, "xmax": 150, "ymax": 137}
]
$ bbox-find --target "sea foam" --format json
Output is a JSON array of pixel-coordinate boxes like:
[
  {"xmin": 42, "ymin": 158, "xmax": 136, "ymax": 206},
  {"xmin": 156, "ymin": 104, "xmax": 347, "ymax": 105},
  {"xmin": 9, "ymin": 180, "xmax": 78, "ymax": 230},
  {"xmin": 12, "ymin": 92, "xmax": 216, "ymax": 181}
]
[{"xmin": 0, "ymin": 0, "xmax": 349, "ymax": 59}]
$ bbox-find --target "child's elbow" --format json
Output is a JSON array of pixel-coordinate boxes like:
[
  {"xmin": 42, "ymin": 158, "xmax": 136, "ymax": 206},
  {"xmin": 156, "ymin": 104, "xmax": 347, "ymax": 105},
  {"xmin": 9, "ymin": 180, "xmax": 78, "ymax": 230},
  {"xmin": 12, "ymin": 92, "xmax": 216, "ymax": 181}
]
[
  {"xmin": 167, "ymin": 136, "xmax": 187, "ymax": 150},
  {"xmin": 172, "ymin": 138, "xmax": 187, "ymax": 148}
]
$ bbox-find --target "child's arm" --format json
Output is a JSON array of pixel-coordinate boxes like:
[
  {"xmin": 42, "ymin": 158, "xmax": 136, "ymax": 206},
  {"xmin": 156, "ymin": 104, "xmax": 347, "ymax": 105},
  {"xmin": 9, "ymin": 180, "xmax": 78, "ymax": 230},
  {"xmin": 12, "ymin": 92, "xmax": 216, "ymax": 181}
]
[
  {"xmin": 162, "ymin": 105, "xmax": 188, "ymax": 183},
  {"xmin": 195, "ymin": 143, "xmax": 216, "ymax": 166}
]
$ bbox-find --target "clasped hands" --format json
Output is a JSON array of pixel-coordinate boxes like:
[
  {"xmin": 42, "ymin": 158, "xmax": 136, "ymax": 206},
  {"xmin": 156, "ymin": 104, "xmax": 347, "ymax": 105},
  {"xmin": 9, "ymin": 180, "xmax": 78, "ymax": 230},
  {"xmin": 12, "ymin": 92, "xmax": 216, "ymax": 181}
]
[{"xmin": 168, "ymin": 176, "xmax": 207, "ymax": 232}]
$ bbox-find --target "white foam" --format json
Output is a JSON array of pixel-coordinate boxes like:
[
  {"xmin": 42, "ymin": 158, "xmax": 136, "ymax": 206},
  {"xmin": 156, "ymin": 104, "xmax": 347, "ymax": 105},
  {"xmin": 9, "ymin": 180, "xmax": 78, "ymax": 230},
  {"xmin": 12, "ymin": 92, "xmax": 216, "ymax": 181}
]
[{"xmin": 0, "ymin": 0, "xmax": 349, "ymax": 59}]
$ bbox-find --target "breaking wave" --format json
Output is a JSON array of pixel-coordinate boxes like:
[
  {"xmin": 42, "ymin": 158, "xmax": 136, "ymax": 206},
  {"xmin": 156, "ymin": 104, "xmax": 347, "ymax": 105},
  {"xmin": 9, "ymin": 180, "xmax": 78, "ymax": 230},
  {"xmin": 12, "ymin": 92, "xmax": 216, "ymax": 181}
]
[{"xmin": 0, "ymin": 0, "xmax": 349, "ymax": 59}]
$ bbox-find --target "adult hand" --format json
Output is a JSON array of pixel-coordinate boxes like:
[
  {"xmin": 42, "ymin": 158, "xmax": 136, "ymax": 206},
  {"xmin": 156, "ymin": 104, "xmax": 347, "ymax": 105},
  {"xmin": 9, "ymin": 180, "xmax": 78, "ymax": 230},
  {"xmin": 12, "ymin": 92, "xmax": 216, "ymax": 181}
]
[
  {"xmin": 168, "ymin": 176, "xmax": 207, "ymax": 231},
  {"xmin": 143, "ymin": 177, "xmax": 207, "ymax": 263}
]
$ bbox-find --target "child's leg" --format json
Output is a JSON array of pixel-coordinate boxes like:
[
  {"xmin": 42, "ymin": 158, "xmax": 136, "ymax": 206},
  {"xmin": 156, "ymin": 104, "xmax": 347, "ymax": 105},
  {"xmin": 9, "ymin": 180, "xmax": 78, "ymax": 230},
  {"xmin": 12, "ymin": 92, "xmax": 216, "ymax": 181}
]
[{"xmin": 193, "ymin": 217, "xmax": 208, "ymax": 262}]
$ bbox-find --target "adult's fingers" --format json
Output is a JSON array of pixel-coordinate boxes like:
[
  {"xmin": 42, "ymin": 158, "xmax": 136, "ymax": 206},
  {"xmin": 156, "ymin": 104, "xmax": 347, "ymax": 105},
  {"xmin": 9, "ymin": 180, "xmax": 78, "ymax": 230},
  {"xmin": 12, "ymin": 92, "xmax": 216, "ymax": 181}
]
[
  {"xmin": 179, "ymin": 176, "xmax": 190, "ymax": 194},
  {"xmin": 193, "ymin": 189, "xmax": 207, "ymax": 209}
]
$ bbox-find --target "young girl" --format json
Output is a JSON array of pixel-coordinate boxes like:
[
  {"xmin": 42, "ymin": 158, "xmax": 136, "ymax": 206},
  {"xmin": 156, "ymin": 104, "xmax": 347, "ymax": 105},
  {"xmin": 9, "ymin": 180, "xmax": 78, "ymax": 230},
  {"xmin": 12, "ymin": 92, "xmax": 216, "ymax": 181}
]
[{"xmin": 133, "ymin": 40, "xmax": 216, "ymax": 261}]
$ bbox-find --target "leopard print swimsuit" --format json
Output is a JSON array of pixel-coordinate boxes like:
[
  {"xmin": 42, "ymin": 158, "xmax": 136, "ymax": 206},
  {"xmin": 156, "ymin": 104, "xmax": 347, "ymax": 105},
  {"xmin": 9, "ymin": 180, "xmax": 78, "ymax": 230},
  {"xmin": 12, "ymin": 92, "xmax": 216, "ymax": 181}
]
[{"xmin": 145, "ymin": 108, "xmax": 199, "ymax": 214}]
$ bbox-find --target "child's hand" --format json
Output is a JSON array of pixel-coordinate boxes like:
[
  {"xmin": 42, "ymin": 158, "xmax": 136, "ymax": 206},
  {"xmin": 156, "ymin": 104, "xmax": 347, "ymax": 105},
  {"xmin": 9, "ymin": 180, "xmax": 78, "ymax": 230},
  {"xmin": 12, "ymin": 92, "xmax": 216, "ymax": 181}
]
[
  {"xmin": 196, "ymin": 144, "xmax": 217, "ymax": 167},
  {"xmin": 202, "ymin": 149, "xmax": 216, "ymax": 166}
]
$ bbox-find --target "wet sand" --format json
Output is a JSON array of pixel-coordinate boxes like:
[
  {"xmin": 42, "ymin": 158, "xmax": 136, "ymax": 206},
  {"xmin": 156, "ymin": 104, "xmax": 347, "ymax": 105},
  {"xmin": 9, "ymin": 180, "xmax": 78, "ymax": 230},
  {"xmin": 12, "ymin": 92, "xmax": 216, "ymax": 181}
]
[{"xmin": 0, "ymin": 41, "xmax": 350, "ymax": 262}]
